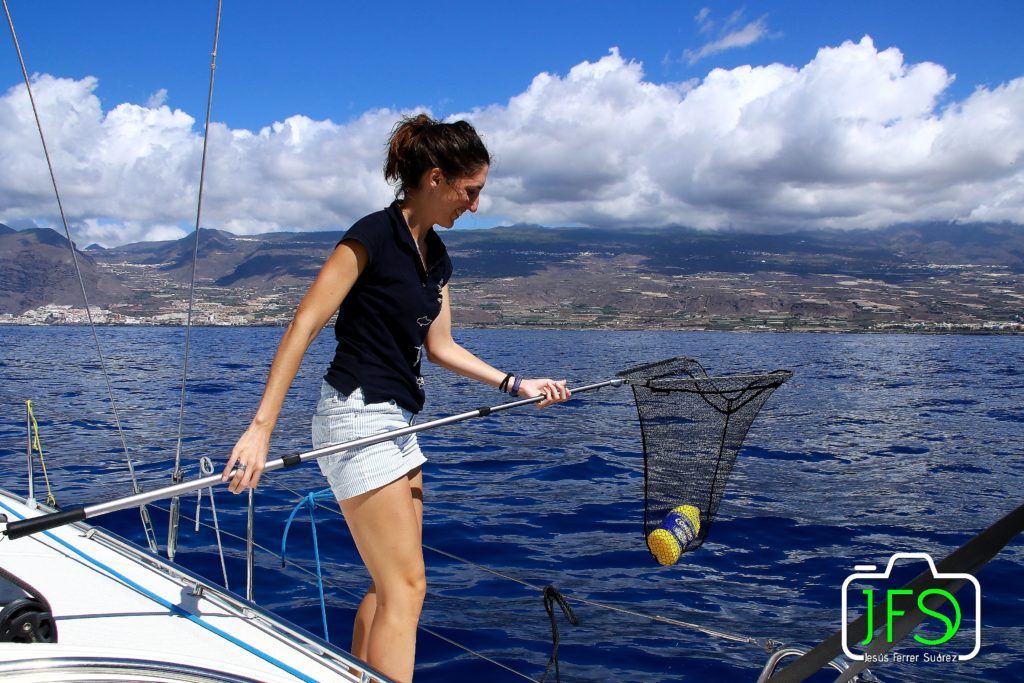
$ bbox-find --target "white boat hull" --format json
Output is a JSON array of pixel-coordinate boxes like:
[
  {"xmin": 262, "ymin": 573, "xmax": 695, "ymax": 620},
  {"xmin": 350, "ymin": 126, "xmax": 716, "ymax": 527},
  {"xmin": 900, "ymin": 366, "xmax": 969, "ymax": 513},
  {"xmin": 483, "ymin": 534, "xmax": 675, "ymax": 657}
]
[{"xmin": 0, "ymin": 489, "xmax": 382, "ymax": 682}]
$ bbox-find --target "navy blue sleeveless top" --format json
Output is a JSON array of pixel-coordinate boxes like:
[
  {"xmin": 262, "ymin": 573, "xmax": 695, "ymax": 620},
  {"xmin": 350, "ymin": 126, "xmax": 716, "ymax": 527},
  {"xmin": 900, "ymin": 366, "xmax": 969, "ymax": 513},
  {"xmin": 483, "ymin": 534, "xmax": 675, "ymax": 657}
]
[{"xmin": 324, "ymin": 202, "xmax": 453, "ymax": 413}]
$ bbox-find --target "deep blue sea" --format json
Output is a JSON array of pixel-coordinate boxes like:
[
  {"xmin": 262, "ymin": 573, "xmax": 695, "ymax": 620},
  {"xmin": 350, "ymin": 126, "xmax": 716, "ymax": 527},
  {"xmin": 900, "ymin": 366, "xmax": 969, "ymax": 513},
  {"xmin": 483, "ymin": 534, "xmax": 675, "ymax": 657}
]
[{"xmin": 0, "ymin": 327, "xmax": 1021, "ymax": 682}]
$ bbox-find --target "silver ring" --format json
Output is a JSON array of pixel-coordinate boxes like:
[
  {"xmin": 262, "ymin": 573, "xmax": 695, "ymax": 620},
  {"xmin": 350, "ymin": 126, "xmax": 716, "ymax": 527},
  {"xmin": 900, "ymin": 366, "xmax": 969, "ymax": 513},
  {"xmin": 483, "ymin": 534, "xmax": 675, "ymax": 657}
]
[{"xmin": 237, "ymin": 463, "xmax": 247, "ymax": 473}]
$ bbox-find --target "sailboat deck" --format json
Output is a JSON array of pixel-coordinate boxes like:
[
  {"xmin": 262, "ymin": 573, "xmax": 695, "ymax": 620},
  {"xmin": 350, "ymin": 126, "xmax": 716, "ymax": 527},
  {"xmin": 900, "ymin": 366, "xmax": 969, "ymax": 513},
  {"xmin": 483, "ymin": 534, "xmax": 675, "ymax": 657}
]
[{"xmin": 0, "ymin": 491, "xmax": 372, "ymax": 682}]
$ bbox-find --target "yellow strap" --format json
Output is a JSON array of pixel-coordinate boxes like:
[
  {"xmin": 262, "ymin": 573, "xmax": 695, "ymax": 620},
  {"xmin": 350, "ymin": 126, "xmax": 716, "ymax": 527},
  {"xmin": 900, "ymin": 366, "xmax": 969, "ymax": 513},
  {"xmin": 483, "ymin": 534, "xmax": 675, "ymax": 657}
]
[{"xmin": 26, "ymin": 400, "xmax": 57, "ymax": 508}]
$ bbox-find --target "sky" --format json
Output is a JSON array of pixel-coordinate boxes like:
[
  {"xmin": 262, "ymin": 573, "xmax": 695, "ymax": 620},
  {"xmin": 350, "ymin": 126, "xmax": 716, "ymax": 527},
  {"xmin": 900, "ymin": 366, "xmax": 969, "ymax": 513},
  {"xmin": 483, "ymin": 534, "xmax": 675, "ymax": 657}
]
[{"xmin": 1, "ymin": 0, "xmax": 1022, "ymax": 246}]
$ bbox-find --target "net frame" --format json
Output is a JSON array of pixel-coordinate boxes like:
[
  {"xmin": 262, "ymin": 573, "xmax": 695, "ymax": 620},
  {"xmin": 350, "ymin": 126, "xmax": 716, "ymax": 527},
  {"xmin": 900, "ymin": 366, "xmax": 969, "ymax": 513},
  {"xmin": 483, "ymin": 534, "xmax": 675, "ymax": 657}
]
[{"xmin": 618, "ymin": 357, "xmax": 793, "ymax": 557}]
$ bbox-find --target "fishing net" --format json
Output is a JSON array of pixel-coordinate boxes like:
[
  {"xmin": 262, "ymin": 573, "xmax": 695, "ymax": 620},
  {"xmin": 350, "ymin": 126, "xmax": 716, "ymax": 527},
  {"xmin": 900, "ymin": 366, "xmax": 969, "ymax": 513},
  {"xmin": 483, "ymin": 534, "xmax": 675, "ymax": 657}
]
[{"xmin": 618, "ymin": 357, "xmax": 792, "ymax": 562}]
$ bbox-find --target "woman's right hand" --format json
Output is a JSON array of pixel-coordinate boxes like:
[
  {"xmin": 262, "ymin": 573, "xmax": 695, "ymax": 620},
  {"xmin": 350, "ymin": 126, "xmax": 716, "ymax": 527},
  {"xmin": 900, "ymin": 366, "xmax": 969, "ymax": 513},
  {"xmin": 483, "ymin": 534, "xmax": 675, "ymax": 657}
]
[
  {"xmin": 222, "ymin": 424, "xmax": 270, "ymax": 494},
  {"xmin": 517, "ymin": 377, "xmax": 571, "ymax": 408}
]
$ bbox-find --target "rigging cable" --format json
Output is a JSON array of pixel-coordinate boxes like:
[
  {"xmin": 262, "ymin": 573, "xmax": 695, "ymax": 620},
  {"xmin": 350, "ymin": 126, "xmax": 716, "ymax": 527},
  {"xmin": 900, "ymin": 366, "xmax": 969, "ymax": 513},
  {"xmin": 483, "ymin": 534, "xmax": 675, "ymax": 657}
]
[
  {"xmin": 149, "ymin": 501, "xmax": 538, "ymax": 682},
  {"xmin": 168, "ymin": 0, "xmax": 224, "ymax": 562},
  {"xmin": 194, "ymin": 456, "xmax": 230, "ymax": 589},
  {"xmin": 271, "ymin": 480, "xmax": 776, "ymax": 654},
  {"xmin": 2, "ymin": 0, "xmax": 158, "ymax": 553}
]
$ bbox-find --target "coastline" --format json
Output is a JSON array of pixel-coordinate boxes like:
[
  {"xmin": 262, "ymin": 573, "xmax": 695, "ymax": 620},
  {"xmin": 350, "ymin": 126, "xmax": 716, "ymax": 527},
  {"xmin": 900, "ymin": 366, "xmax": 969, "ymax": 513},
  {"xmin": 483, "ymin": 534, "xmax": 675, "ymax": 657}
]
[{"xmin": 0, "ymin": 320, "xmax": 1020, "ymax": 334}]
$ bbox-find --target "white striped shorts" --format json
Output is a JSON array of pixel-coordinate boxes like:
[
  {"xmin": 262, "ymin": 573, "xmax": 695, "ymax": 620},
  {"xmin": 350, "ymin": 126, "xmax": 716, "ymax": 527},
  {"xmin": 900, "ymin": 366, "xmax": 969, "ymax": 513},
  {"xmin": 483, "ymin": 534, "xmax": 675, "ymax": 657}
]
[{"xmin": 311, "ymin": 381, "xmax": 426, "ymax": 501}]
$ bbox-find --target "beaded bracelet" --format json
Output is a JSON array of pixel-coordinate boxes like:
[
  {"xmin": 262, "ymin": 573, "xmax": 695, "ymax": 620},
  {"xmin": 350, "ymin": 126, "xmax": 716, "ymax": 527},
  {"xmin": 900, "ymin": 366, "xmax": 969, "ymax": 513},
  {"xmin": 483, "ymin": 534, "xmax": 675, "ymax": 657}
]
[{"xmin": 510, "ymin": 375, "xmax": 524, "ymax": 397}]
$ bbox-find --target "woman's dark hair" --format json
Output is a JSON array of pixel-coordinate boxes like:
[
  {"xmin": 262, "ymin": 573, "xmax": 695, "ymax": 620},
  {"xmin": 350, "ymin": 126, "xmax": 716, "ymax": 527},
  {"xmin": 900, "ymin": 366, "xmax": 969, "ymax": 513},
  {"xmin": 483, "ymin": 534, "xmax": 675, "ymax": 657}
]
[{"xmin": 385, "ymin": 114, "xmax": 491, "ymax": 198}]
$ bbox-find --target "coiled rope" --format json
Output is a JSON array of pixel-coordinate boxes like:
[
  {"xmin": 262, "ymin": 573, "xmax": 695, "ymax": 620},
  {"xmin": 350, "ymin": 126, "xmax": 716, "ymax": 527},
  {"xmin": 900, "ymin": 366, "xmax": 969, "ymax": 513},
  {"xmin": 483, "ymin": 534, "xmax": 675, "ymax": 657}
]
[
  {"xmin": 539, "ymin": 585, "xmax": 578, "ymax": 683},
  {"xmin": 3, "ymin": 0, "xmax": 158, "ymax": 554},
  {"xmin": 25, "ymin": 401, "xmax": 57, "ymax": 508}
]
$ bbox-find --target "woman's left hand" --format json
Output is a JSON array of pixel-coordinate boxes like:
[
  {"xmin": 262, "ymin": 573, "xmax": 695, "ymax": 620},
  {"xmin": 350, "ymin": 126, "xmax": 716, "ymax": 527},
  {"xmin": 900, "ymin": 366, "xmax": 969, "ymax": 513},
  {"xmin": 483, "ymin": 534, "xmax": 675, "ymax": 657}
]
[{"xmin": 518, "ymin": 378, "xmax": 571, "ymax": 408}]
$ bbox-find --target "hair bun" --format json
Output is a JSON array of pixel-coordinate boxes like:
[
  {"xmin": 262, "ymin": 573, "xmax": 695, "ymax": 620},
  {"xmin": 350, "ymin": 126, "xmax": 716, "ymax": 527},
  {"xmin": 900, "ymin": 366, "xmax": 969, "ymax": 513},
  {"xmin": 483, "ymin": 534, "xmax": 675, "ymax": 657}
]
[{"xmin": 384, "ymin": 113, "xmax": 491, "ymax": 198}]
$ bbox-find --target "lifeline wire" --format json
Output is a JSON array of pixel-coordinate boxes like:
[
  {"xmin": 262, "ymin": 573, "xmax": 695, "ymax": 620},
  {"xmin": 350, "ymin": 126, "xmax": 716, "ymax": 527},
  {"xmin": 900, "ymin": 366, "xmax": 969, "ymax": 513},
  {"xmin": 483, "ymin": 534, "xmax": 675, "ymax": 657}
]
[
  {"xmin": 169, "ymin": 0, "xmax": 224, "ymax": 562},
  {"xmin": 149, "ymin": 501, "xmax": 538, "ymax": 683},
  {"xmin": 270, "ymin": 480, "xmax": 772, "ymax": 651},
  {"xmin": 2, "ymin": 0, "xmax": 158, "ymax": 554}
]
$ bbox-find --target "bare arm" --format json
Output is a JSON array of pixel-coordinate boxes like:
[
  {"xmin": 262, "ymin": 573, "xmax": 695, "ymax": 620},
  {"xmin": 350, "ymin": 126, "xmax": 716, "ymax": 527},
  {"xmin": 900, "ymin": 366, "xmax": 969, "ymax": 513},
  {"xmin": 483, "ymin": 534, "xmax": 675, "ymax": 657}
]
[
  {"xmin": 424, "ymin": 285, "xmax": 569, "ymax": 407},
  {"xmin": 222, "ymin": 240, "xmax": 368, "ymax": 492}
]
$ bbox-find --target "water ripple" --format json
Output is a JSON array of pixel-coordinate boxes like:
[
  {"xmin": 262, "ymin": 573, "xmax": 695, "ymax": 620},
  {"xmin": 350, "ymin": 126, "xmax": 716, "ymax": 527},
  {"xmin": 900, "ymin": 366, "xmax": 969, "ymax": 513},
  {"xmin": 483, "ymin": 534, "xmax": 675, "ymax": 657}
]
[{"xmin": 0, "ymin": 327, "xmax": 1020, "ymax": 682}]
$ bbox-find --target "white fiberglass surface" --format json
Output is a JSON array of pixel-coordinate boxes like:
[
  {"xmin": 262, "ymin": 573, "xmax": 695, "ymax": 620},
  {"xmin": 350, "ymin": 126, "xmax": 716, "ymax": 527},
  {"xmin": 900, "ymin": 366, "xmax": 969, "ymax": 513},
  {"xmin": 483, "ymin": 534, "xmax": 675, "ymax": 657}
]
[{"xmin": 0, "ymin": 492, "xmax": 361, "ymax": 683}]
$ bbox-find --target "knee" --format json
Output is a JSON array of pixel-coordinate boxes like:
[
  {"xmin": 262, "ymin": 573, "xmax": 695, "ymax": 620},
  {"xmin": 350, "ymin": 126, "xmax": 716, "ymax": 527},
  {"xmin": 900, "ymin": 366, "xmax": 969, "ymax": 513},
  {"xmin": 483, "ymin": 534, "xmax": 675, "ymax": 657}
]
[
  {"xmin": 379, "ymin": 570, "xmax": 426, "ymax": 611},
  {"xmin": 402, "ymin": 570, "xmax": 427, "ymax": 604}
]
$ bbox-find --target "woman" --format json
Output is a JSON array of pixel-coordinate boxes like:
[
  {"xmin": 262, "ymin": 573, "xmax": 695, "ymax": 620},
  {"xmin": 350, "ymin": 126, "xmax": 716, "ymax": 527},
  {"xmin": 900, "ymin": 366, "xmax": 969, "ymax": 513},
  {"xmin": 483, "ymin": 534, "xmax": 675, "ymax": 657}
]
[{"xmin": 223, "ymin": 113, "xmax": 570, "ymax": 682}]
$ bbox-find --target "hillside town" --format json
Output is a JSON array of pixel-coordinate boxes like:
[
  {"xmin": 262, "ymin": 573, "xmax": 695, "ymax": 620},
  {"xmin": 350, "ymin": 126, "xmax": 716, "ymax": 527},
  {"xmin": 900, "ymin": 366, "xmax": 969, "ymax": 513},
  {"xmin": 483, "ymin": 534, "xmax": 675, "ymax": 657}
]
[{"xmin": 3, "ymin": 260, "xmax": 1021, "ymax": 333}]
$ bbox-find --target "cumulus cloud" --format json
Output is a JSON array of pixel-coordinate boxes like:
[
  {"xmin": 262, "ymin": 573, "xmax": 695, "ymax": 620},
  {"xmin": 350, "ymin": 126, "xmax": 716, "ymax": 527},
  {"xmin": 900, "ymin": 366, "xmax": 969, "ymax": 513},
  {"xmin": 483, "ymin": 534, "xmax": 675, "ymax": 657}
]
[
  {"xmin": 466, "ymin": 38, "xmax": 1024, "ymax": 231},
  {"xmin": 0, "ymin": 75, "xmax": 399, "ymax": 245},
  {"xmin": 1, "ymin": 36, "xmax": 1023, "ymax": 245}
]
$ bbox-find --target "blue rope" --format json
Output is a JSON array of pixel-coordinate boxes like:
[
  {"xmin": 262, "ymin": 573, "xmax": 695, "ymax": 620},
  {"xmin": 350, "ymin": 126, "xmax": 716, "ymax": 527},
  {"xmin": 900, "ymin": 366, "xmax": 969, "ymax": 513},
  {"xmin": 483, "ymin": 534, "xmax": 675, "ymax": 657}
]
[{"xmin": 281, "ymin": 488, "xmax": 335, "ymax": 641}]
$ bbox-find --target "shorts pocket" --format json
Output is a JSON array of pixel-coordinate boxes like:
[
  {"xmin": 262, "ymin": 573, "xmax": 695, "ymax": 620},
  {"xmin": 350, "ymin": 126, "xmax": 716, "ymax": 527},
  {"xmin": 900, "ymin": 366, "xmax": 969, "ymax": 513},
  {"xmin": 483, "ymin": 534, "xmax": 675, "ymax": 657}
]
[
  {"xmin": 317, "ymin": 383, "xmax": 361, "ymax": 416},
  {"xmin": 312, "ymin": 409, "xmax": 356, "ymax": 451},
  {"xmin": 361, "ymin": 398, "xmax": 398, "ymax": 414}
]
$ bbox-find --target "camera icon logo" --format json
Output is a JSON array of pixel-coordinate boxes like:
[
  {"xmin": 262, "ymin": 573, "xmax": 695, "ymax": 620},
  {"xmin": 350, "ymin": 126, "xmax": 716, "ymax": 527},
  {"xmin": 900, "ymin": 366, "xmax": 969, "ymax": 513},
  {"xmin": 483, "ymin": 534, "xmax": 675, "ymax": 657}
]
[{"xmin": 841, "ymin": 553, "xmax": 981, "ymax": 662}]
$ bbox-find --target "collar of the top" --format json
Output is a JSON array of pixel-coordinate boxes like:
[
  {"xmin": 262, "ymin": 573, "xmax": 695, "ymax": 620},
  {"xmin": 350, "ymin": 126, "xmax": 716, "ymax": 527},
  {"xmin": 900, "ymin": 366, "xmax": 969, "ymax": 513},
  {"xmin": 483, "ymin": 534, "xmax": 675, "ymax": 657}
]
[{"xmin": 387, "ymin": 201, "xmax": 446, "ymax": 271}]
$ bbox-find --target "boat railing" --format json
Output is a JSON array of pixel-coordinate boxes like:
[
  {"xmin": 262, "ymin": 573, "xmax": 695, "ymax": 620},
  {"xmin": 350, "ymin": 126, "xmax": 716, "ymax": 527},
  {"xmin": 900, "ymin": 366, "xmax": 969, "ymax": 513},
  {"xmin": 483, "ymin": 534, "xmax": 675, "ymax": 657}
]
[
  {"xmin": 757, "ymin": 646, "xmax": 881, "ymax": 683},
  {"xmin": 145, "ymin": 493, "xmax": 536, "ymax": 682},
  {"xmin": 6, "ymin": 487, "xmax": 382, "ymax": 683},
  {"xmin": 0, "ymin": 655, "xmax": 279, "ymax": 682}
]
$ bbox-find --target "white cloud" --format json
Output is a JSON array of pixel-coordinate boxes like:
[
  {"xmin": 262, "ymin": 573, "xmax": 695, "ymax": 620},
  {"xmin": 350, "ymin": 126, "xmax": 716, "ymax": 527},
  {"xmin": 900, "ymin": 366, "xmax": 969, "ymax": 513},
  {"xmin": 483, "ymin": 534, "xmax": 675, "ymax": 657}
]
[
  {"xmin": 685, "ymin": 16, "xmax": 770, "ymax": 65},
  {"xmin": 1, "ymin": 36, "xmax": 1023, "ymax": 246},
  {"xmin": 682, "ymin": 8, "xmax": 772, "ymax": 65},
  {"xmin": 0, "ymin": 75, "xmax": 399, "ymax": 245},
  {"xmin": 465, "ymin": 39, "xmax": 1024, "ymax": 231},
  {"xmin": 145, "ymin": 88, "xmax": 168, "ymax": 108},
  {"xmin": 695, "ymin": 7, "xmax": 713, "ymax": 34}
]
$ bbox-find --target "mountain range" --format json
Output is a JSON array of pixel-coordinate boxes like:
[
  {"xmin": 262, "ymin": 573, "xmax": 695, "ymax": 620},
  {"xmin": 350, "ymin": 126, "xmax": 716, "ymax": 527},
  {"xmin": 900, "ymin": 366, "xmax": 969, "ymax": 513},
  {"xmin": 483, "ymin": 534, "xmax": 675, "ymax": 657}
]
[
  {"xmin": 0, "ymin": 223, "xmax": 128, "ymax": 314},
  {"xmin": 94, "ymin": 220, "xmax": 1024, "ymax": 281},
  {"xmin": 2, "ymin": 219, "xmax": 1022, "ymax": 330}
]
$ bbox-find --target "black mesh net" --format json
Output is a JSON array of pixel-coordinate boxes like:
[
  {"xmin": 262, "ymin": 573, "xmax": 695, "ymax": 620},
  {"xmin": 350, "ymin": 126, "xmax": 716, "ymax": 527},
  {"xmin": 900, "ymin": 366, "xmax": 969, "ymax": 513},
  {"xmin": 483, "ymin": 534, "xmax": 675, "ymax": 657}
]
[{"xmin": 617, "ymin": 357, "xmax": 793, "ymax": 563}]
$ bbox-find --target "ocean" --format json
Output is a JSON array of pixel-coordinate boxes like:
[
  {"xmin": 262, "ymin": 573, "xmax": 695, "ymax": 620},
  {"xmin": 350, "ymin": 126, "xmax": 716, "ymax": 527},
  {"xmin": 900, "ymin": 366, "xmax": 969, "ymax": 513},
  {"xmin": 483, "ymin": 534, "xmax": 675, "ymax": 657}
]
[{"xmin": 0, "ymin": 326, "xmax": 1021, "ymax": 682}]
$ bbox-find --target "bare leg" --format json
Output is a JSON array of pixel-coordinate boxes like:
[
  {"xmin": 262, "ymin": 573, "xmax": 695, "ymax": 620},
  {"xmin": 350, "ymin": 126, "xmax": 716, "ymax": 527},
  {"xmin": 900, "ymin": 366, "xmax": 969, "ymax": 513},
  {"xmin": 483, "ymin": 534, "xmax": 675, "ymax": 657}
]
[
  {"xmin": 350, "ymin": 468, "xmax": 423, "ymax": 661},
  {"xmin": 351, "ymin": 582, "xmax": 376, "ymax": 661},
  {"xmin": 341, "ymin": 467, "xmax": 425, "ymax": 682}
]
